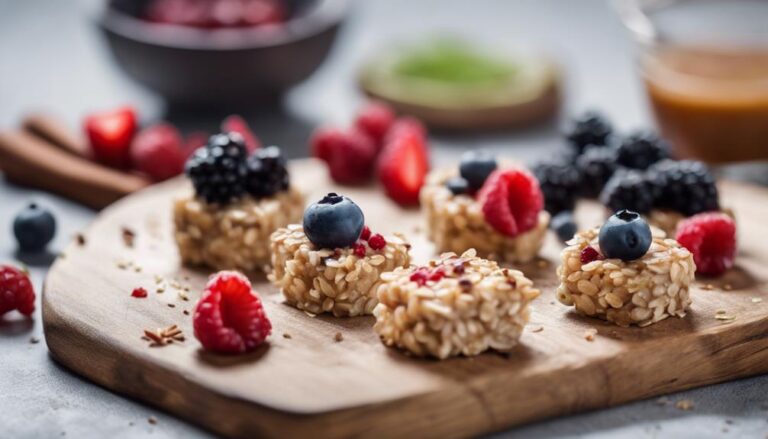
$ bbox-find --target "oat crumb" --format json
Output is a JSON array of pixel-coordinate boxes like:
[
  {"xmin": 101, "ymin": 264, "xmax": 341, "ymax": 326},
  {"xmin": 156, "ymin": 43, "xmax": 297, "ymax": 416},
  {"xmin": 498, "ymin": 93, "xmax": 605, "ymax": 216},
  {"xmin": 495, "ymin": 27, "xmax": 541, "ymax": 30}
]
[
  {"xmin": 701, "ymin": 284, "xmax": 715, "ymax": 291},
  {"xmin": 675, "ymin": 399, "xmax": 695, "ymax": 411},
  {"xmin": 334, "ymin": 332, "xmax": 343, "ymax": 342},
  {"xmin": 656, "ymin": 397, "xmax": 670, "ymax": 406},
  {"xmin": 584, "ymin": 328, "xmax": 597, "ymax": 341},
  {"xmin": 530, "ymin": 325, "xmax": 544, "ymax": 333},
  {"xmin": 752, "ymin": 297, "xmax": 763, "ymax": 303}
]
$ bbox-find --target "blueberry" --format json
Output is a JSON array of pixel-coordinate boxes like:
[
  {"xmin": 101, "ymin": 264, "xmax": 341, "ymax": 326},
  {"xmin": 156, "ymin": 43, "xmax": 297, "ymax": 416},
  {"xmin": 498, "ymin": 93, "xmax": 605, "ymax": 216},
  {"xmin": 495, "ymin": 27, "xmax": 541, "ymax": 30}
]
[
  {"xmin": 13, "ymin": 202, "xmax": 56, "ymax": 252},
  {"xmin": 598, "ymin": 210, "xmax": 652, "ymax": 261},
  {"xmin": 445, "ymin": 176, "xmax": 469, "ymax": 195},
  {"xmin": 459, "ymin": 150, "xmax": 497, "ymax": 191},
  {"xmin": 550, "ymin": 211, "xmax": 577, "ymax": 242},
  {"xmin": 303, "ymin": 193, "xmax": 364, "ymax": 249}
]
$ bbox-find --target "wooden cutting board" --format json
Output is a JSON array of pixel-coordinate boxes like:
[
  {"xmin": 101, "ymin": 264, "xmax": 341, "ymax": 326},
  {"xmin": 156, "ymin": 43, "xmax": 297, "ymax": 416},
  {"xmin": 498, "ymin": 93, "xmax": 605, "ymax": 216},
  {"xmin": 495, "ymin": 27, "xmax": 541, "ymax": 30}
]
[{"xmin": 43, "ymin": 158, "xmax": 768, "ymax": 439}]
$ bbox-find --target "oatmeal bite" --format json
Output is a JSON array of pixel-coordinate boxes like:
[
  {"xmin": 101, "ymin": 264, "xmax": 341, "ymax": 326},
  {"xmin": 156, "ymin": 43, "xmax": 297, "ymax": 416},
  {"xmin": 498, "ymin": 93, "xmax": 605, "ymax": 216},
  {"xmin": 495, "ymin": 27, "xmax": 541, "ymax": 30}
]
[
  {"xmin": 374, "ymin": 249, "xmax": 540, "ymax": 359},
  {"xmin": 556, "ymin": 210, "xmax": 695, "ymax": 327},
  {"xmin": 421, "ymin": 151, "xmax": 549, "ymax": 263},
  {"xmin": 174, "ymin": 133, "xmax": 304, "ymax": 272},
  {"xmin": 270, "ymin": 193, "xmax": 411, "ymax": 317}
]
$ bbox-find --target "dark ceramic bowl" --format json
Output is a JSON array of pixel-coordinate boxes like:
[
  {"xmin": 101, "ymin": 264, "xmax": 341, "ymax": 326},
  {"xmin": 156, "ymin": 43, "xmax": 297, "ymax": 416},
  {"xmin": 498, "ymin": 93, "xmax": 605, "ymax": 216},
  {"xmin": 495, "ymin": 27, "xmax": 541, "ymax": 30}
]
[{"xmin": 99, "ymin": 0, "xmax": 350, "ymax": 105}]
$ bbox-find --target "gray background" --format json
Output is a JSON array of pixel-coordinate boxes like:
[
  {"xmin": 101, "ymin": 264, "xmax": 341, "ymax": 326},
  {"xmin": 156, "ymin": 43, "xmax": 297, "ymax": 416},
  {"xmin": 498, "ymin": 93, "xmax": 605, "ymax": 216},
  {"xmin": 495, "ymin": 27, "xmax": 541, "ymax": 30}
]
[{"xmin": 1, "ymin": 0, "xmax": 767, "ymax": 438}]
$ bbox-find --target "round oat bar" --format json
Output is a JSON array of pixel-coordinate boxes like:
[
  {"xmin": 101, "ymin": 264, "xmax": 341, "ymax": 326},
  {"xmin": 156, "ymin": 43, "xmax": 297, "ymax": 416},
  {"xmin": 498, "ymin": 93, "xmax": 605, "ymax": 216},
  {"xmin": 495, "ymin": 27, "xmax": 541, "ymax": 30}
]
[
  {"xmin": 421, "ymin": 167, "xmax": 549, "ymax": 263},
  {"xmin": 374, "ymin": 249, "xmax": 540, "ymax": 359},
  {"xmin": 556, "ymin": 228, "xmax": 695, "ymax": 327},
  {"xmin": 269, "ymin": 225, "xmax": 411, "ymax": 317}
]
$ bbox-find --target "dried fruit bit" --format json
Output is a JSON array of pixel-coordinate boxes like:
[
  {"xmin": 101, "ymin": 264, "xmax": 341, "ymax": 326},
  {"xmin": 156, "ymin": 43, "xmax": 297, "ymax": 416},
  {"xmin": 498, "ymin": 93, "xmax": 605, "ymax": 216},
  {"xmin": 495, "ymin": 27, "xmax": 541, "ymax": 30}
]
[
  {"xmin": 360, "ymin": 225, "xmax": 372, "ymax": 241},
  {"xmin": 131, "ymin": 287, "xmax": 148, "ymax": 298},
  {"xmin": 193, "ymin": 271, "xmax": 271, "ymax": 354},
  {"xmin": 0, "ymin": 265, "xmax": 36, "ymax": 316},
  {"xmin": 675, "ymin": 212, "xmax": 736, "ymax": 277},
  {"xmin": 367, "ymin": 233, "xmax": 386, "ymax": 250},
  {"xmin": 580, "ymin": 246, "xmax": 602, "ymax": 264},
  {"xmin": 477, "ymin": 168, "xmax": 544, "ymax": 237},
  {"xmin": 334, "ymin": 332, "xmax": 344, "ymax": 342},
  {"xmin": 352, "ymin": 243, "xmax": 367, "ymax": 258}
]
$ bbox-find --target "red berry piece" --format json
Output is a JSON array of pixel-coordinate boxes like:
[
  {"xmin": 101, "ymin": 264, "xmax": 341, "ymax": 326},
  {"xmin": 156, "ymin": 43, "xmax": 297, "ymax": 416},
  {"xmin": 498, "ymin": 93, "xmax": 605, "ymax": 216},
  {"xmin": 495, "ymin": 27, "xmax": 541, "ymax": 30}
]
[
  {"xmin": 0, "ymin": 265, "xmax": 35, "ymax": 316},
  {"xmin": 354, "ymin": 101, "xmax": 395, "ymax": 149},
  {"xmin": 193, "ymin": 271, "xmax": 271, "ymax": 354},
  {"xmin": 368, "ymin": 233, "xmax": 386, "ymax": 250},
  {"xmin": 130, "ymin": 123, "xmax": 185, "ymax": 181},
  {"xmin": 352, "ymin": 242, "xmax": 367, "ymax": 258},
  {"xmin": 360, "ymin": 225, "xmax": 372, "ymax": 241},
  {"xmin": 222, "ymin": 115, "xmax": 260, "ymax": 152},
  {"xmin": 477, "ymin": 169, "xmax": 544, "ymax": 237},
  {"xmin": 428, "ymin": 267, "xmax": 445, "ymax": 282},
  {"xmin": 131, "ymin": 287, "xmax": 148, "ymax": 298},
  {"xmin": 326, "ymin": 129, "xmax": 377, "ymax": 185},
  {"xmin": 84, "ymin": 106, "xmax": 137, "ymax": 169},
  {"xmin": 676, "ymin": 212, "xmax": 736, "ymax": 276},
  {"xmin": 377, "ymin": 129, "xmax": 429, "ymax": 205},
  {"xmin": 580, "ymin": 246, "xmax": 603, "ymax": 264},
  {"xmin": 409, "ymin": 268, "xmax": 429, "ymax": 286}
]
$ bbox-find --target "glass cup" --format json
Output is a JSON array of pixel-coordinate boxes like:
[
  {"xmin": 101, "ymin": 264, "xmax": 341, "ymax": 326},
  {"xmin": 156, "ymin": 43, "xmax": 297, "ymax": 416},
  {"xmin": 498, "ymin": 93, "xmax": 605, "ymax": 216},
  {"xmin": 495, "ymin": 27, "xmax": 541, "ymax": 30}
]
[{"xmin": 616, "ymin": 0, "xmax": 768, "ymax": 163}]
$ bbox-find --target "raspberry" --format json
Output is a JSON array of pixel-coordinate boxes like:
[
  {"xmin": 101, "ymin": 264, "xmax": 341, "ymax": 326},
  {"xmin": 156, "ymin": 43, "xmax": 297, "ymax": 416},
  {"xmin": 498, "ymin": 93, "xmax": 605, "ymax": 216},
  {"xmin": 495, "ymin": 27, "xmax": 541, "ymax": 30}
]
[
  {"xmin": 360, "ymin": 225, "xmax": 371, "ymax": 241},
  {"xmin": 131, "ymin": 287, "xmax": 148, "ymax": 298},
  {"xmin": 193, "ymin": 271, "xmax": 271, "ymax": 354},
  {"xmin": 354, "ymin": 101, "xmax": 395, "ymax": 148},
  {"xmin": 377, "ymin": 128, "xmax": 429, "ymax": 205},
  {"xmin": 368, "ymin": 233, "xmax": 386, "ymax": 250},
  {"xmin": 222, "ymin": 115, "xmax": 260, "ymax": 152},
  {"xmin": 477, "ymin": 169, "xmax": 544, "ymax": 237},
  {"xmin": 352, "ymin": 242, "xmax": 367, "ymax": 257},
  {"xmin": 312, "ymin": 128, "xmax": 377, "ymax": 185},
  {"xmin": 676, "ymin": 212, "xmax": 736, "ymax": 276},
  {"xmin": 0, "ymin": 265, "xmax": 35, "ymax": 316},
  {"xmin": 580, "ymin": 246, "xmax": 602, "ymax": 264},
  {"xmin": 130, "ymin": 123, "xmax": 185, "ymax": 181},
  {"xmin": 84, "ymin": 106, "xmax": 137, "ymax": 169}
]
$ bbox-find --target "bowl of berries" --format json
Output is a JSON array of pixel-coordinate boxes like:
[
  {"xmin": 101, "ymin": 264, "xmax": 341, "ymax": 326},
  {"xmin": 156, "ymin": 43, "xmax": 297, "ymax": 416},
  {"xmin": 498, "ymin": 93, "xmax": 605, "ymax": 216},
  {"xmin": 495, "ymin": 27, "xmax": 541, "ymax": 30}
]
[{"xmin": 98, "ymin": 0, "xmax": 350, "ymax": 105}]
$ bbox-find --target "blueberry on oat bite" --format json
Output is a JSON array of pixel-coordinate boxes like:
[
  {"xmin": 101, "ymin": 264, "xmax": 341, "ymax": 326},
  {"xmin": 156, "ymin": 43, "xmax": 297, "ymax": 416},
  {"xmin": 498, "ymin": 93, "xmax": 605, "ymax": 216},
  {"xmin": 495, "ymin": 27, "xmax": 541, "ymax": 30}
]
[
  {"xmin": 550, "ymin": 210, "xmax": 577, "ymax": 243},
  {"xmin": 303, "ymin": 193, "xmax": 365, "ymax": 249},
  {"xmin": 459, "ymin": 150, "xmax": 497, "ymax": 192},
  {"xmin": 599, "ymin": 210, "xmax": 652, "ymax": 261}
]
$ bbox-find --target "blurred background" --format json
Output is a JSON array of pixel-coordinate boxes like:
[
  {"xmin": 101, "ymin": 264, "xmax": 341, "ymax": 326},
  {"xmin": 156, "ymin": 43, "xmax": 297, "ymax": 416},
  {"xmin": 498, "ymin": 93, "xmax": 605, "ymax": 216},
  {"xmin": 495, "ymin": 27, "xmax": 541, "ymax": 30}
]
[{"xmin": 2, "ymin": 0, "xmax": 768, "ymax": 437}]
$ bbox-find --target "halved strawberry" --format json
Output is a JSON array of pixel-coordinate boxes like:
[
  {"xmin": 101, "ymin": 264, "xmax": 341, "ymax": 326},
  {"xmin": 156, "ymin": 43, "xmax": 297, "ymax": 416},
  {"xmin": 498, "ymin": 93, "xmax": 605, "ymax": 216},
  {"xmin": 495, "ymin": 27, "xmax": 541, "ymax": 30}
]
[
  {"xmin": 477, "ymin": 169, "xmax": 544, "ymax": 237},
  {"xmin": 222, "ymin": 115, "xmax": 260, "ymax": 152},
  {"xmin": 84, "ymin": 106, "xmax": 137, "ymax": 169},
  {"xmin": 377, "ymin": 129, "xmax": 429, "ymax": 205}
]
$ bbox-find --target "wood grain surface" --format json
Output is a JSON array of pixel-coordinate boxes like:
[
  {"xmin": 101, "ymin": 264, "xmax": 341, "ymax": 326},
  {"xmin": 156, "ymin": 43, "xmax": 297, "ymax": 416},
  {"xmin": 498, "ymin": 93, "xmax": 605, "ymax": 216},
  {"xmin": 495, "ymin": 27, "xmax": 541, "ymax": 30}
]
[{"xmin": 42, "ymin": 158, "xmax": 768, "ymax": 439}]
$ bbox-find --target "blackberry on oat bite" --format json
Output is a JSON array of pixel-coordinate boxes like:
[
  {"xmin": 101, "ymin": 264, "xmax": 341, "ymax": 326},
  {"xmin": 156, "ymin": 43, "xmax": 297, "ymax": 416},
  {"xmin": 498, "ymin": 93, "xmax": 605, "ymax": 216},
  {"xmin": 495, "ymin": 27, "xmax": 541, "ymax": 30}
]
[
  {"xmin": 421, "ymin": 152, "xmax": 549, "ymax": 263},
  {"xmin": 373, "ymin": 249, "xmax": 540, "ymax": 359},
  {"xmin": 556, "ymin": 211, "xmax": 695, "ymax": 327},
  {"xmin": 174, "ymin": 133, "xmax": 304, "ymax": 272},
  {"xmin": 269, "ymin": 193, "xmax": 411, "ymax": 317}
]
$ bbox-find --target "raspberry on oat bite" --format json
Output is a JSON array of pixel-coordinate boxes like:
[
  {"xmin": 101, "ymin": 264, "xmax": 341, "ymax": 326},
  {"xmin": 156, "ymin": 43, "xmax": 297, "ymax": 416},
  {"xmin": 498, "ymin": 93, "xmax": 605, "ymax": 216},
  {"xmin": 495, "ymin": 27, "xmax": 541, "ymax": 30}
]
[
  {"xmin": 556, "ymin": 224, "xmax": 695, "ymax": 327},
  {"xmin": 373, "ymin": 249, "xmax": 540, "ymax": 359},
  {"xmin": 269, "ymin": 194, "xmax": 411, "ymax": 317},
  {"xmin": 421, "ymin": 162, "xmax": 549, "ymax": 263}
]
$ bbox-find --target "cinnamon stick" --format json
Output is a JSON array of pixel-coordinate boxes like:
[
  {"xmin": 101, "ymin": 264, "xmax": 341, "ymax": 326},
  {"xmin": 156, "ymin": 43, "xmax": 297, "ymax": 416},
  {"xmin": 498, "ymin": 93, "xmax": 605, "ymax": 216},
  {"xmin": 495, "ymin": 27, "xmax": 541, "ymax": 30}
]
[
  {"xmin": 22, "ymin": 113, "xmax": 90, "ymax": 157},
  {"xmin": 0, "ymin": 130, "xmax": 149, "ymax": 209}
]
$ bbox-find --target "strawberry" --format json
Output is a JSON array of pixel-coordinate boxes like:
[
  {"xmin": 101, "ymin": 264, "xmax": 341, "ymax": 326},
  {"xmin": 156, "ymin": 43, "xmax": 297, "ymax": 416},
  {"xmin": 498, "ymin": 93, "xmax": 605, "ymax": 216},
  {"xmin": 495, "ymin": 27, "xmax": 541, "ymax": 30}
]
[
  {"xmin": 377, "ymin": 128, "xmax": 429, "ymax": 205},
  {"xmin": 354, "ymin": 101, "xmax": 395, "ymax": 149},
  {"xmin": 130, "ymin": 123, "xmax": 185, "ymax": 181},
  {"xmin": 477, "ymin": 169, "xmax": 544, "ymax": 237},
  {"xmin": 84, "ymin": 106, "xmax": 137, "ymax": 169},
  {"xmin": 222, "ymin": 115, "xmax": 260, "ymax": 152}
]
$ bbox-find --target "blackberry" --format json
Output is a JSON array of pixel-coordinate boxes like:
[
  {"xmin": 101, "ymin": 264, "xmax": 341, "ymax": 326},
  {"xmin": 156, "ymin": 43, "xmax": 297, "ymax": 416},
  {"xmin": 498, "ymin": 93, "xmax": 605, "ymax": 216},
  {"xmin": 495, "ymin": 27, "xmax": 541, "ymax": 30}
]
[
  {"xmin": 245, "ymin": 146, "xmax": 289, "ymax": 198},
  {"xmin": 564, "ymin": 111, "xmax": 613, "ymax": 154},
  {"xmin": 185, "ymin": 132, "xmax": 248, "ymax": 204},
  {"xmin": 599, "ymin": 169, "xmax": 658, "ymax": 214},
  {"xmin": 648, "ymin": 159, "xmax": 719, "ymax": 216},
  {"xmin": 616, "ymin": 131, "xmax": 669, "ymax": 170},
  {"xmin": 576, "ymin": 146, "xmax": 618, "ymax": 198},
  {"xmin": 532, "ymin": 161, "xmax": 581, "ymax": 215}
]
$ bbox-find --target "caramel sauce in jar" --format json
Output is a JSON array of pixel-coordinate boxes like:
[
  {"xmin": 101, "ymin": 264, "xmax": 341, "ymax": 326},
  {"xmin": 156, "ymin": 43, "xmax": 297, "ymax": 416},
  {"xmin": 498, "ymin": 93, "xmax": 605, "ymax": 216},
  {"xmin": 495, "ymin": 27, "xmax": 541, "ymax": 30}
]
[{"xmin": 644, "ymin": 46, "xmax": 768, "ymax": 163}]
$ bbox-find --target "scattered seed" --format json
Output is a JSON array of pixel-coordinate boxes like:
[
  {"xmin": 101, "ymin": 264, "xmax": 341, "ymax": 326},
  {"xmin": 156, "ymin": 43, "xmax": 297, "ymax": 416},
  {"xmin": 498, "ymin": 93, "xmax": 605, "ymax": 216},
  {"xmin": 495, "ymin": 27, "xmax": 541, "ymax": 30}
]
[
  {"xmin": 29, "ymin": 336, "xmax": 40, "ymax": 344},
  {"xmin": 283, "ymin": 333, "xmax": 292, "ymax": 339},
  {"xmin": 584, "ymin": 328, "xmax": 597, "ymax": 341},
  {"xmin": 701, "ymin": 284, "xmax": 714, "ymax": 291},
  {"xmin": 334, "ymin": 332, "xmax": 343, "ymax": 342},
  {"xmin": 122, "ymin": 227, "xmax": 136, "ymax": 247},
  {"xmin": 148, "ymin": 416, "xmax": 157, "ymax": 425},
  {"xmin": 156, "ymin": 287, "xmax": 165, "ymax": 293},
  {"xmin": 183, "ymin": 310, "xmax": 190, "ymax": 316},
  {"xmin": 75, "ymin": 233, "xmax": 86, "ymax": 246},
  {"xmin": 752, "ymin": 297, "xmax": 763, "ymax": 303},
  {"xmin": 178, "ymin": 291, "xmax": 189, "ymax": 301},
  {"xmin": 530, "ymin": 326, "xmax": 544, "ymax": 333},
  {"xmin": 167, "ymin": 303, "xmax": 175, "ymax": 308},
  {"xmin": 675, "ymin": 399, "xmax": 694, "ymax": 411}
]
